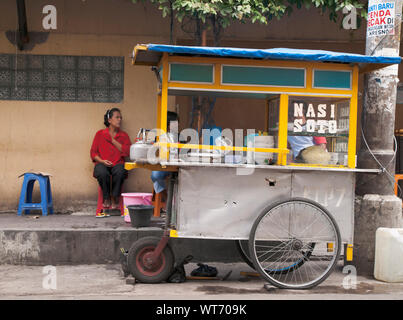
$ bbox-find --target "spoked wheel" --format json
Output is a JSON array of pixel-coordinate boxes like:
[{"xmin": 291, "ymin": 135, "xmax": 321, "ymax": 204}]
[
  {"xmin": 249, "ymin": 198, "xmax": 341, "ymax": 289},
  {"xmin": 235, "ymin": 240, "xmax": 256, "ymax": 270},
  {"xmin": 236, "ymin": 240, "xmax": 315, "ymax": 274},
  {"xmin": 128, "ymin": 236, "xmax": 174, "ymax": 283}
]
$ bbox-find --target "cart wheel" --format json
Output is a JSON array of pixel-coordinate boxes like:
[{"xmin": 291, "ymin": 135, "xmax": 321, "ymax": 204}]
[
  {"xmin": 236, "ymin": 240, "xmax": 315, "ymax": 274},
  {"xmin": 235, "ymin": 240, "xmax": 256, "ymax": 270},
  {"xmin": 249, "ymin": 198, "xmax": 341, "ymax": 289},
  {"xmin": 128, "ymin": 236, "xmax": 174, "ymax": 283}
]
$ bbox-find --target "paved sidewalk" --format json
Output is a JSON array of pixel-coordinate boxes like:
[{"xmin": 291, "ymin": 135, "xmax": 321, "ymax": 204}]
[
  {"xmin": 1, "ymin": 213, "xmax": 403, "ymax": 301},
  {"xmin": 1, "ymin": 262, "xmax": 403, "ymax": 300}
]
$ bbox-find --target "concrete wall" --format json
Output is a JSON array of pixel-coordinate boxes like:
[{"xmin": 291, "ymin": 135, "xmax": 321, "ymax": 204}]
[
  {"xmin": 0, "ymin": 0, "xmax": 402, "ymax": 212},
  {"xmin": 0, "ymin": 0, "xmax": 170, "ymax": 211}
]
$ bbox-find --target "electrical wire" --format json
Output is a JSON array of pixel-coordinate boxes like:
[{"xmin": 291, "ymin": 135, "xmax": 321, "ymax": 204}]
[{"xmin": 360, "ymin": 122, "xmax": 402, "ymax": 197}]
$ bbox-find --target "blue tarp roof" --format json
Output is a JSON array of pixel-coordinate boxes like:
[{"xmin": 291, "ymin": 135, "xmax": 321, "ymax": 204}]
[{"xmin": 139, "ymin": 44, "xmax": 401, "ymax": 65}]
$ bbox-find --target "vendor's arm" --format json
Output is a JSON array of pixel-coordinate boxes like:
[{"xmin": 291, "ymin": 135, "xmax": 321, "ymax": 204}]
[
  {"xmin": 93, "ymin": 155, "xmax": 113, "ymax": 167},
  {"xmin": 112, "ymin": 132, "xmax": 131, "ymax": 157},
  {"xmin": 90, "ymin": 130, "xmax": 113, "ymax": 166},
  {"xmin": 111, "ymin": 137, "xmax": 122, "ymax": 152},
  {"xmin": 90, "ymin": 131, "xmax": 101, "ymax": 162}
]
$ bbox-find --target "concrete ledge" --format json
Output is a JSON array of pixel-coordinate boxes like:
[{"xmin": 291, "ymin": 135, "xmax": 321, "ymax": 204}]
[
  {"xmin": 353, "ymin": 194, "xmax": 403, "ymax": 276},
  {"xmin": 0, "ymin": 214, "xmax": 242, "ymax": 265}
]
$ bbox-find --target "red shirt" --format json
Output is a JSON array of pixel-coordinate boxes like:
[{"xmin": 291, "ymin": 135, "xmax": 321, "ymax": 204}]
[{"xmin": 90, "ymin": 128, "xmax": 131, "ymax": 166}]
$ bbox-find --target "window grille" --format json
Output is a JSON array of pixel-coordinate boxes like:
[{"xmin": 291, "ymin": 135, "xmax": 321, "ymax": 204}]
[{"xmin": 0, "ymin": 54, "xmax": 124, "ymax": 102}]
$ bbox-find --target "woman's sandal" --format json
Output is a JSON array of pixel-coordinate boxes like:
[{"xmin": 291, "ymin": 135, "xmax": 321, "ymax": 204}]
[{"xmin": 96, "ymin": 212, "xmax": 110, "ymax": 218}]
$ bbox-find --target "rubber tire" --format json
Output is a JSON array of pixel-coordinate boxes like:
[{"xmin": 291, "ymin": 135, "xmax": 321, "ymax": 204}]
[
  {"xmin": 128, "ymin": 236, "xmax": 175, "ymax": 284},
  {"xmin": 236, "ymin": 239, "xmax": 315, "ymax": 274},
  {"xmin": 249, "ymin": 197, "xmax": 341, "ymax": 289},
  {"xmin": 235, "ymin": 240, "xmax": 256, "ymax": 270}
]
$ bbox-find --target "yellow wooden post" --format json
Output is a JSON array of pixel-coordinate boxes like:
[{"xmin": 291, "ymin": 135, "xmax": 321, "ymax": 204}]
[
  {"xmin": 345, "ymin": 244, "xmax": 354, "ymax": 261},
  {"xmin": 160, "ymin": 53, "xmax": 169, "ymax": 160},
  {"xmin": 213, "ymin": 63, "xmax": 221, "ymax": 89},
  {"xmin": 306, "ymin": 65, "xmax": 313, "ymax": 90},
  {"xmin": 347, "ymin": 66, "xmax": 359, "ymax": 168},
  {"xmin": 157, "ymin": 94, "xmax": 162, "ymax": 135},
  {"xmin": 277, "ymin": 94, "xmax": 289, "ymax": 165},
  {"xmin": 265, "ymin": 99, "xmax": 269, "ymax": 132}
]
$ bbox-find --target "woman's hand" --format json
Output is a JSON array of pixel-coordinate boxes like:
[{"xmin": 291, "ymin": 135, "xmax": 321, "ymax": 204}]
[
  {"xmin": 111, "ymin": 137, "xmax": 122, "ymax": 152},
  {"xmin": 94, "ymin": 155, "xmax": 113, "ymax": 167},
  {"xmin": 103, "ymin": 159, "xmax": 113, "ymax": 167}
]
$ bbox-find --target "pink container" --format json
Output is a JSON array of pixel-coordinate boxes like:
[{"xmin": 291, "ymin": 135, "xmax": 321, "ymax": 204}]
[{"xmin": 122, "ymin": 193, "xmax": 153, "ymax": 223}]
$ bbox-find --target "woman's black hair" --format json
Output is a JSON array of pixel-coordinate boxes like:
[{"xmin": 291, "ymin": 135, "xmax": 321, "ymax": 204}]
[
  {"xmin": 104, "ymin": 107, "xmax": 121, "ymax": 127},
  {"xmin": 167, "ymin": 111, "xmax": 178, "ymax": 124}
]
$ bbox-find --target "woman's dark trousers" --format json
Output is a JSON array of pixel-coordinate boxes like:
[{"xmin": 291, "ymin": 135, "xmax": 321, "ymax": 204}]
[{"xmin": 93, "ymin": 163, "xmax": 127, "ymax": 200}]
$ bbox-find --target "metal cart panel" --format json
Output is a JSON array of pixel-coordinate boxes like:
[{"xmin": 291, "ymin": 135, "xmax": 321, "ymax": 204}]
[
  {"xmin": 291, "ymin": 171, "xmax": 355, "ymax": 243},
  {"xmin": 174, "ymin": 167, "xmax": 354, "ymax": 243},
  {"xmin": 176, "ymin": 167, "xmax": 291, "ymax": 240}
]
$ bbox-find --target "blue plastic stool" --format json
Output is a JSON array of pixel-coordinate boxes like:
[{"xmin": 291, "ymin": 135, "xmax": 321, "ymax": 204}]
[{"xmin": 18, "ymin": 173, "xmax": 54, "ymax": 216}]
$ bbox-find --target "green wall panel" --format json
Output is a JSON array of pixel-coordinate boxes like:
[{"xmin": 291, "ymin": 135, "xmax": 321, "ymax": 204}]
[
  {"xmin": 313, "ymin": 70, "xmax": 351, "ymax": 89},
  {"xmin": 169, "ymin": 63, "xmax": 213, "ymax": 83},
  {"xmin": 222, "ymin": 65, "xmax": 305, "ymax": 87}
]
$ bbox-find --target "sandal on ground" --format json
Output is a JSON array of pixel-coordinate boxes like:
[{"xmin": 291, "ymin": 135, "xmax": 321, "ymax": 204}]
[{"xmin": 96, "ymin": 212, "xmax": 110, "ymax": 218}]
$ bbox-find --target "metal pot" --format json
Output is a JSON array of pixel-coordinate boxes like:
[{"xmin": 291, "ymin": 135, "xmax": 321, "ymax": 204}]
[{"xmin": 130, "ymin": 128, "xmax": 154, "ymax": 162}]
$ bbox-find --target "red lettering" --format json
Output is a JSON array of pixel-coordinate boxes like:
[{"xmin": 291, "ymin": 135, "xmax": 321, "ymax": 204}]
[
  {"xmin": 385, "ymin": 9, "xmax": 391, "ymax": 16},
  {"xmin": 379, "ymin": 10, "xmax": 385, "ymax": 17},
  {"xmin": 369, "ymin": 11, "xmax": 380, "ymax": 19},
  {"xmin": 380, "ymin": 17, "xmax": 386, "ymax": 24}
]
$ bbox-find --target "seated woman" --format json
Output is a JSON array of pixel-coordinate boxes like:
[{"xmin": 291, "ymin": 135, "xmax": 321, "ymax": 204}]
[{"xmin": 90, "ymin": 108, "xmax": 131, "ymax": 217}]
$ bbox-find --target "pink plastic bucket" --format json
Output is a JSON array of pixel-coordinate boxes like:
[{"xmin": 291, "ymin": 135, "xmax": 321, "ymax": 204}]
[{"xmin": 122, "ymin": 193, "xmax": 153, "ymax": 223}]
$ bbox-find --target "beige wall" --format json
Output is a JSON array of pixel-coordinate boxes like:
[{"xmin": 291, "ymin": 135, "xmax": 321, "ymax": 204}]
[
  {"xmin": 0, "ymin": 0, "xmax": 402, "ymax": 211},
  {"xmin": 0, "ymin": 34, "xmax": 166, "ymax": 211}
]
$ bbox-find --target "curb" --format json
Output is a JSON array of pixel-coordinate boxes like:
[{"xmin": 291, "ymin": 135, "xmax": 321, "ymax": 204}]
[{"xmin": 0, "ymin": 228, "xmax": 243, "ymax": 265}]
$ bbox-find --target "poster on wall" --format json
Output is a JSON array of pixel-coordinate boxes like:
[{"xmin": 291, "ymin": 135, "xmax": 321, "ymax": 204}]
[{"xmin": 367, "ymin": 0, "xmax": 396, "ymax": 37}]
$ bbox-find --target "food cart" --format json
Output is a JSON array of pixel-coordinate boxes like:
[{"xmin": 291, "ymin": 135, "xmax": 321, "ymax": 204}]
[{"xmin": 125, "ymin": 44, "xmax": 401, "ymax": 289}]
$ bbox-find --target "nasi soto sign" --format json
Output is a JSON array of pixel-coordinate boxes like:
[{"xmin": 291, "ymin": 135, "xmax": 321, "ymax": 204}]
[
  {"xmin": 367, "ymin": 0, "xmax": 396, "ymax": 37},
  {"xmin": 293, "ymin": 102, "xmax": 338, "ymax": 134}
]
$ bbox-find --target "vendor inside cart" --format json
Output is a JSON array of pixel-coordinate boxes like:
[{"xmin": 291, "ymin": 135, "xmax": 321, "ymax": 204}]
[
  {"xmin": 150, "ymin": 111, "xmax": 178, "ymax": 200},
  {"xmin": 287, "ymin": 101, "xmax": 329, "ymax": 164}
]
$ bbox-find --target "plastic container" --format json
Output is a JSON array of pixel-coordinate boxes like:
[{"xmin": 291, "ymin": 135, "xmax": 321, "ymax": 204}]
[
  {"xmin": 374, "ymin": 228, "xmax": 403, "ymax": 282},
  {"xmin": 254, "ymin": 136, "xmax": 274, "ymax": 165},
  {"xmin": 127, "ymin": 205, "xmax": 154, "ymax": 228},
  {"xmin": 122, "ymin": 193, "xmax": 152, "ymax": 223}
]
